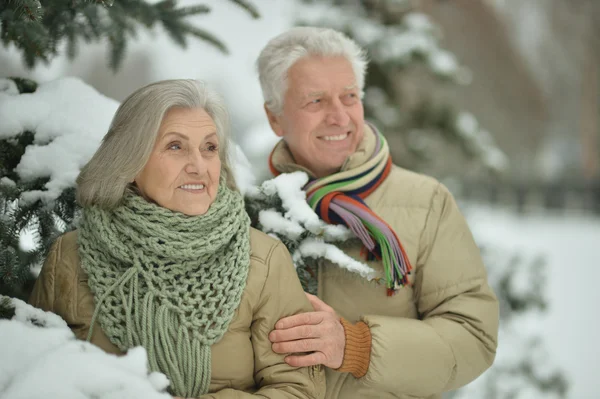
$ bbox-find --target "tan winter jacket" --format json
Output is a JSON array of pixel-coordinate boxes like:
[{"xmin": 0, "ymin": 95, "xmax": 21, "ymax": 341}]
[
  {"xmin": 270, "ymin": 125, "xmax": 499, "ymax": 399},
  {"xmin": 29, "ymin": 228, "xmax": 325, "ymax": 399}
]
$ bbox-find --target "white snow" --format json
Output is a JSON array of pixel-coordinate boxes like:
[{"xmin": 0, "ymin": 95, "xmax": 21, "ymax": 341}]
[
  {"xmin": 0, "ymin": 77, "xmax": 119, "ymax": 204},
  {"xmin": 0, "ymin": 78, "xmax": 19, "ymax": 95},
  {"xmin": 295, "ymin": 238, "xmax": 377, "ymax": 280},
  {"xmin": 456, "ymin": 112, "xmax": 509, "ymax": 172},
  {"xmin": 0, "ymin": 177, "xmax": 16, "ymax": 187},
  {"xmin": 259, "ymin": 208, "xmax": 305, "ymax": 240},
  {"xmin": 229, "ymin": 143, "xmax": 257, "ymax": 196},
  {"xmin": 252, "ymin": 171, "xmax": 353, "ymax": 241},
  {"xmin": 249, "ymin": 172, "xmax": 374, "ymax": 278},
  {"xmin": 297, "ymin": 3, "xmax": 461, "ymax": 79},
  {"xmin": 0, "ymin": 297, "xmax": 171, "ymax": 399}
]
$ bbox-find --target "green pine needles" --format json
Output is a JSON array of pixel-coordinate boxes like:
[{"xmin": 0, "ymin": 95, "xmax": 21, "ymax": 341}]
[
  {"xmin": 0, "ymin": 78, "xmax": 79, "ymax": 300},
  {"xmin": 0, "ymin": 0, "xmax": 260, "ymax": 70}
]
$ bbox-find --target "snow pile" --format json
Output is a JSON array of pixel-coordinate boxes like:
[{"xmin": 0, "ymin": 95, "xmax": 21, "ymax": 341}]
[{"xmin": 0, "ymin": 296, "xmax": 171, "ymax": 399}]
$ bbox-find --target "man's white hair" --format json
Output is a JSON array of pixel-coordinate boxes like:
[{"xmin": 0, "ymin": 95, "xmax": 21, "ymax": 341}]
[{"xmin": 256, "ymin": 26, "xmax": 368, "ymax": 115}]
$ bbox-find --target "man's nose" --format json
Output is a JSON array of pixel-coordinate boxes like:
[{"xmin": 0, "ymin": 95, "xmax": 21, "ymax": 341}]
[{"xmin": 326, "ymin": 99, "xmax": 350, "ymax": 126}]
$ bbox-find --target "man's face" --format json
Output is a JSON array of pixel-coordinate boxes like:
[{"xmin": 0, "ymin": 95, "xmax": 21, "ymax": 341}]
[{"xmin": 266, "ymin": 56, "xmax": 364, "ymax": 178}]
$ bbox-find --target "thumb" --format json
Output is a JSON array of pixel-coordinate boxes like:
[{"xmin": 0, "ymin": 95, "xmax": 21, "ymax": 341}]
[{"xmin": 305, "ymin": 292, "xmax": 334, "ymax": 313}]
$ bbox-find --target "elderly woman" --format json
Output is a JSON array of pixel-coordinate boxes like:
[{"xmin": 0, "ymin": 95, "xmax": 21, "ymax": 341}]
[{"xmin": 29, "ymin": 79, "xmax": 324, "ymax": 399}]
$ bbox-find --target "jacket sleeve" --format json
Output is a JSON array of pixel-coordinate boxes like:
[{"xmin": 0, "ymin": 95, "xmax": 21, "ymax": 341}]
[
  {"xmin": 29, "ymin": 236, "xmax": 62, "ymax": 312},
  {"xmin": 359, "ymin": 183, "xmax": 499, "ymax": 396},
  {"xmin": 200, "ymin": 242, "xmax": 325, "ymax": 399}
]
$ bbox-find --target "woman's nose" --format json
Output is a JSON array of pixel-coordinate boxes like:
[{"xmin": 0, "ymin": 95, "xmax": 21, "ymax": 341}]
[{"xmin": 184, "ymin": 151, "xmax": 207, "ymax": 174}]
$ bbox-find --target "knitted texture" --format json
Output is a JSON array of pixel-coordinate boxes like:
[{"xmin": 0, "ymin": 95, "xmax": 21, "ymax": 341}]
[
  {"xmin": 78, "ymin": 184, "xmax": 250, "ymax": 398},
  {"xmin": 336, "ymin": 318, "xmax": 372, "ymax": 378}
]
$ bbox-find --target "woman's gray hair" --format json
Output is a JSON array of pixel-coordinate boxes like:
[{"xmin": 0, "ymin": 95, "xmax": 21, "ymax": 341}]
[
  {"xmin": 256, "ymin": 26, "xmax": 368, "ymax": 115},
  {"xmin": 76, "ymin": 79, "xmax": 236, "ymax": 209}
]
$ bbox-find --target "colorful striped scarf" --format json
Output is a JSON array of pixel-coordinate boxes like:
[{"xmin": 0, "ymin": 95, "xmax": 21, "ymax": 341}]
[{"xmin": 269, "ymin": 126, "xmax": 412, "ymax": 295}]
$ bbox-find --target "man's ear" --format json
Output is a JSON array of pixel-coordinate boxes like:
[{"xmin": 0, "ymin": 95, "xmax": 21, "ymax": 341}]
[{"xmin": 264, "ymin": 104, "xmax": 284, "ymax": 137}]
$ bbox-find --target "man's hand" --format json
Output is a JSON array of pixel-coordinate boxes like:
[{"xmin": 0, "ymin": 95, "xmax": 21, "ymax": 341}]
[{"xmin": 269, "ymin": 293, "xmax": 346, "ymax": 368}]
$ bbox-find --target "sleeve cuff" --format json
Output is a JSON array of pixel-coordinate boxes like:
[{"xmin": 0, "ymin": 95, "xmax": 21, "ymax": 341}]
[{"xmin": 335, "ymin": 318, "xmax": 372, "ymax": 378}]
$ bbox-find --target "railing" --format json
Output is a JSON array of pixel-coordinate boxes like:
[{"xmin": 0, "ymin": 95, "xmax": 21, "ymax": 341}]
[{"xmin": 457, "ymin": 179, "xmax": 600, "ymax": 215}]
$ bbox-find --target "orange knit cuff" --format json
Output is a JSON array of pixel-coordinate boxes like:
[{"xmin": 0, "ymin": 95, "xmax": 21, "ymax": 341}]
[{"xmin": 335, "ymin": 318, "xmax": 372, "ymax": 378}]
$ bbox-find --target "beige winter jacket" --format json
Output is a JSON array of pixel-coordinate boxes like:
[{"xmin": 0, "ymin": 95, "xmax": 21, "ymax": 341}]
[
  {"xmin": 270, "ymin": 125, "xmax": 499, "ymax": 399},
  {"xmin": 29, "ymin": 228, "xmax": 325, "ymax": 399}
]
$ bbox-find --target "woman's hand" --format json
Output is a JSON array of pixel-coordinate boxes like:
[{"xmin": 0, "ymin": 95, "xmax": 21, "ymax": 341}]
[{"xmin": 268, "ymin": 293, "xmax": 346, "ymax": 368}]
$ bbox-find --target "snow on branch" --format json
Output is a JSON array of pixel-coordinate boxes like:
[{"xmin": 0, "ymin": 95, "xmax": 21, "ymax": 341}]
[
  {"xmin": 296, "ymin": 3, "xmax": 466, "ymax": 81},
  {"xmin": 0, "ymin": 77, "xmax": 119, "ymax": 204},
  {"xmin": 246, "ymin": 172, "xmax": 376, "ymax": 281}
]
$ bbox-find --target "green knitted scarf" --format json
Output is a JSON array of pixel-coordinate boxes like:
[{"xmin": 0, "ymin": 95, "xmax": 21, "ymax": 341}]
[{"xmin": 78, "ymin": 184, "xmax": 250, "ymax": 397}]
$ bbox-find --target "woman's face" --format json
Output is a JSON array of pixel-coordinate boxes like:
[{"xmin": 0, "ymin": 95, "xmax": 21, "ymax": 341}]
[{"xmin": 134, "ymin": 107, "xmax": 221, "ymax": 216}]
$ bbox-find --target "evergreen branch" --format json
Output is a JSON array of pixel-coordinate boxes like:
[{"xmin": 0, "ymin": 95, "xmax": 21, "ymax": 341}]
[
  {"xmin": 228, "ymin": 0, "xmax": 260, "ymax": 19},
  {"xmin": 0, "ymin": 296, "xmax": 16, "ymax": 320},
  {"xmin": 171, "ymin": 5, "xmax": 211, "ymax": 17},
  {"xmin": 179, "ymin": 23, "xmax": 228, "ymax": 53},
  {"xmin": 1, "ymin": 0, "xmax": 258, "ymax": 70},
  {"xmin": 66, "ymin": 24, "xmax": 78, "ymax": 60},
  {"xmin": 8, "ymin": 77, "xmax": 38, "ymax": 93},
  {"xmin": 82, "ymin": 5, "xmax": 102, "ymax": 38}
]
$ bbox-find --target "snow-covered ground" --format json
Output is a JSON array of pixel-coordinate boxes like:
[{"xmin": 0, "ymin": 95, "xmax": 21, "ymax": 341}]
[{"xmin": 465, "ymin": 204, "xmax": 600, "ymax": 399}]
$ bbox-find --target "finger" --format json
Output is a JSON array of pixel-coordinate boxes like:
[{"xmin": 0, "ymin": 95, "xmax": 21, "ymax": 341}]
[
  {"xmin": 285, "ymin": 352, "xmax": 327, "ymax": 368},
  {"xmin": 272, "ymin": 338, "xmax": 323, "ymax": 354},
  {"xmin": 269, "ymin": 324, "xmax": 319, "ymax": 343},
  {"xmin": 306, "ymin": 293, "xmax": 334, "ymax": 314},
  {"xmin": 275, "ymin": 311, "xmax": 324, "ymax": 330}
]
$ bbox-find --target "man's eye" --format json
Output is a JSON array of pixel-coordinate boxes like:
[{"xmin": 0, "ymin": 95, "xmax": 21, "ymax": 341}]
[
  {"xmin": 342, "ymin": 94, "xmax": 358, "ymax": 104},
  {"xmin": 310, "ymin": 99, "xmax": 321, "ymax": 104}
]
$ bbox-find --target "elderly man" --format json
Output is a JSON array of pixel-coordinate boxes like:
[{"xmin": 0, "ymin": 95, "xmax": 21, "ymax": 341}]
[{"xmin": 256, "ymin": 27, "xmax": 498, "ymax": 399}]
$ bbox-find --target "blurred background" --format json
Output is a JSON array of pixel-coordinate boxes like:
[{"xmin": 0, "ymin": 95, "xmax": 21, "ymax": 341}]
[{"xmin": 1, "ymin": 0, "xmax": 598, "ymax": 398}]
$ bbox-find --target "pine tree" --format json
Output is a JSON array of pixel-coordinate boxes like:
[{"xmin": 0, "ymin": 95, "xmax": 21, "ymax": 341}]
[
  {"xmin": 0, "ymin": 78, "xmax": 80, "ymax": 300},
  {"xmin": 1, "ymin": 0, "xmax": 260, "ymax": 70}
]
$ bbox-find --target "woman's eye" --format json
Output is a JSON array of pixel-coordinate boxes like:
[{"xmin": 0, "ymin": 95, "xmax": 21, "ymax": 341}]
[
  {"xmin": 168, "ymin": 143, "xmax": 181, "ymax": 150},
  {"xmin": 204, "ymin": 143, "xmax": 219, "ymax": 153}
]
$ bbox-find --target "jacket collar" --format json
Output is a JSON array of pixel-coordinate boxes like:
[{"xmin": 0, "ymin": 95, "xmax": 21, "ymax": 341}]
[{"xmin": 270, "ymin": 123, "xmax": 378, "ymax": 178}]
